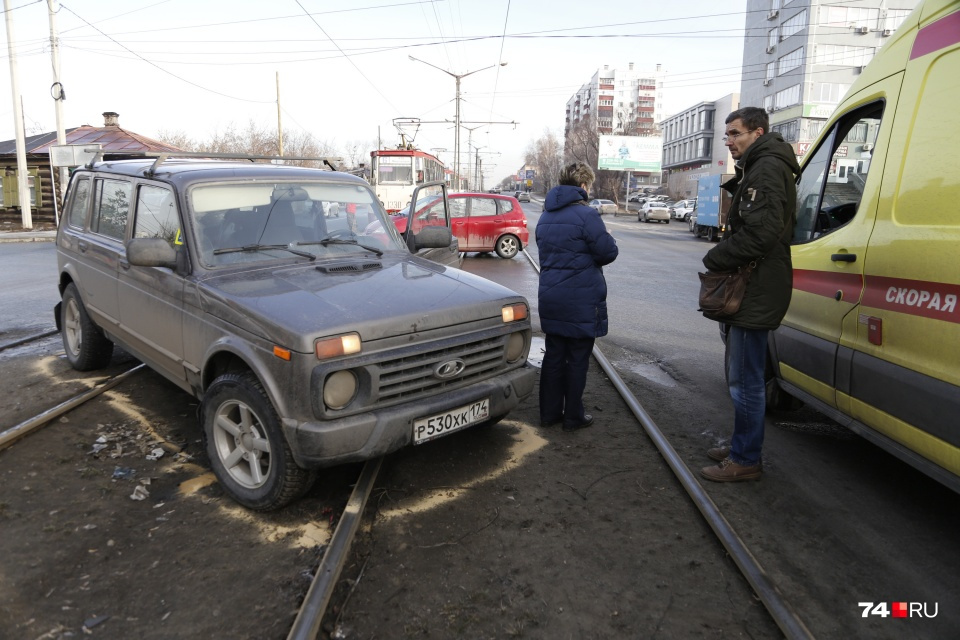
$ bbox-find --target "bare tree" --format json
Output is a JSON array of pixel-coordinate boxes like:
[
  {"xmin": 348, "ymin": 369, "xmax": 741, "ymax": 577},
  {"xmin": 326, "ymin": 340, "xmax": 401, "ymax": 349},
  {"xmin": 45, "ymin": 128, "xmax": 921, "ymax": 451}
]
[
  {"xmin": 155, "ymin": 129, "xmax": 196, "ymax": 151},
  {"xmin": 564, "ymin": 115, "xmax": 622, "ymax": 202},
  {"xmin": 524, "ymin": 128, "xmax": 564, "ymax": 194}
]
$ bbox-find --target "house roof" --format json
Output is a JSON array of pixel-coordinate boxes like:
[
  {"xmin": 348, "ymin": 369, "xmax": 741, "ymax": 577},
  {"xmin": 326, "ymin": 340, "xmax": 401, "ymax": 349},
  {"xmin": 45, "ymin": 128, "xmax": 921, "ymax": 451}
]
[{"xmin": 0, "ymin": 124, "xmax": 181, "ymax": 156}]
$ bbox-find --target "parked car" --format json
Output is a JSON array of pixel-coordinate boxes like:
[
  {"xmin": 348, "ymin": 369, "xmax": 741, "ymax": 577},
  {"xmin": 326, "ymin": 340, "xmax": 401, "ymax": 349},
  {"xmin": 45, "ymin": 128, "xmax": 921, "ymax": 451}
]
[
  {"xmin": 669, "ymin": 199, "xmax": 696, "ymax": 220},
  {"xmin": 374, "ymin": 192, "xmax": 530, "ymax": 259},
  {"xmin": 517, "ymin": 192, "xmax": 531, "ymax": 203},
  {"xmin": 54, "ymin": 155, "xmax": 535, "ymax": 510},
  {"xmin": 638, "ymin": 200, "xmax": 670, "ymax": 223},
  {"xmin": 588, "ymin": 199, "xmax": 617, "ymax": 215}
]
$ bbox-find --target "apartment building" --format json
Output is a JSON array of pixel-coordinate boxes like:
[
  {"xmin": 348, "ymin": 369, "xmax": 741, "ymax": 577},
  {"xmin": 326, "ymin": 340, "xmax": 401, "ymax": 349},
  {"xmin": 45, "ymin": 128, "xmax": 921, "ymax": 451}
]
[
  {"xmin": 661, "ymin": 93, "xmax": 740, "ymax": 199},
  {"xmin": 564, "ymin": 63, "xmax": 666, "ymax": 186},
  {"xmin": 741, "ymin": 0, "xmax": 918, "ymax": 158}
]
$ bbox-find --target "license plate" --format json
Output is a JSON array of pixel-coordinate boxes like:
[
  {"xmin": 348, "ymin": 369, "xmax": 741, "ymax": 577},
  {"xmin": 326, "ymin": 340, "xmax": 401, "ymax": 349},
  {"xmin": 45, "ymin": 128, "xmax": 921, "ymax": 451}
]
[{"xmin": 413, "ymin": 398, "xmax": 490, "ymax": 444}]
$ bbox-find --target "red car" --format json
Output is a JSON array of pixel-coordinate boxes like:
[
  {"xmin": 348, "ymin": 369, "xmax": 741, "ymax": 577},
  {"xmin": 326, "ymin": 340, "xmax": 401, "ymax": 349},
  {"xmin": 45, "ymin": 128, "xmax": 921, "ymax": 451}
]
[{"xmin": 385, "ymin": 192, "xmax": 530, "ymax": 259}]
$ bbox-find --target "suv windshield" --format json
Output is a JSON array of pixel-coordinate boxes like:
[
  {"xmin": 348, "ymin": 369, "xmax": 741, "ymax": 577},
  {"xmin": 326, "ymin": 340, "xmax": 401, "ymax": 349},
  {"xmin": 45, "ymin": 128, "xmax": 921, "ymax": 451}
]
[{"xmin": 191, "ymin": 181, "xmax": 405, "ymax": 267}]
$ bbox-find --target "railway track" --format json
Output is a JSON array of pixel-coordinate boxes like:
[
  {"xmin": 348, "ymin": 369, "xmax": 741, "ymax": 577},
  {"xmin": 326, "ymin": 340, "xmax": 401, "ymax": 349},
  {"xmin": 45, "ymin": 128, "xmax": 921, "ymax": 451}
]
[{"xmin": 3, "ymin": 262, "xmax": 813, "ymax": 639}]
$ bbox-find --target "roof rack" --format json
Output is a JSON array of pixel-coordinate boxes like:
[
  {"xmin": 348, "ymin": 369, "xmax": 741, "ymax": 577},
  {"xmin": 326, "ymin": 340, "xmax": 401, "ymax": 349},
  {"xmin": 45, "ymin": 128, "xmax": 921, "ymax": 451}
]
[{"xmin": 83, "ymin": 150, "xmax": 344, "ymax": 176}]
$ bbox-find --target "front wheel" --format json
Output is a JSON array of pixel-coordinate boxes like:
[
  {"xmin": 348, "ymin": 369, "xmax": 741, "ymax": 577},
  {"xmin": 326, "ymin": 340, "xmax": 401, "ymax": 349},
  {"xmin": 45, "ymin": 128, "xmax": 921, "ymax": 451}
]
[
  {"xmin": 201, "ymin": 372, "xmax": 315, "ymax": 510},
  {"xmin": 61, "ymin": 283, "xmax": 113, "ymax": 371},
  {"xmin": 495, "ymin": 234, "xmax": 520, "ymax": 259}
]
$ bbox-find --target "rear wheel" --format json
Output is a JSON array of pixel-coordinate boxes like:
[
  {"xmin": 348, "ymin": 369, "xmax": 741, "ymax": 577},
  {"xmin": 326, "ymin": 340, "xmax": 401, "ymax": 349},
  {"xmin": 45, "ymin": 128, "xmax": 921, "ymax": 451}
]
[
  {"xmin": 61, "ymin": 283, "xmax": 113, "ymax": 371},
  {"xmin": 201, "ymin": 372, "xmax": 316, "ymax": 510},
  {"xmin": 706, "ymin": 226, "xmax": 718, "ymax": 242},
  {"xmin": 495, "ymin": 234, "xmax": 520, "ymax": 259}
]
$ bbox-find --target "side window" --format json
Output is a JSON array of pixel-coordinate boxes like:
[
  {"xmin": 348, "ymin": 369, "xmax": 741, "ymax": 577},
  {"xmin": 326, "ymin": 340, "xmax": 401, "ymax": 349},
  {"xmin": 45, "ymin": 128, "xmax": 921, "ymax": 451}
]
[
  {"xmin": 92, "ymin": 178, "xmax": 132, "ymax": 241},
  {"xmin": 498, "ymin": 198, "xmax": 516, "ymax": 214},
  {"xmin": 470, "ymin": 198, "xmax": 497, "ymax": 217},
  {"xmin": 793, "ymin": 101, "xmax": 884, "ymax": 243},
  {"xmin": 133, "ymin": 185, "xmax": 179, "ymax": 248},
  {"xmin": 66, "ymin": 177, "xmax": 91, "ymax": 229},
  {"xmin": 449, "ymin": 198, "xmax": 467, "ymax": 219}
]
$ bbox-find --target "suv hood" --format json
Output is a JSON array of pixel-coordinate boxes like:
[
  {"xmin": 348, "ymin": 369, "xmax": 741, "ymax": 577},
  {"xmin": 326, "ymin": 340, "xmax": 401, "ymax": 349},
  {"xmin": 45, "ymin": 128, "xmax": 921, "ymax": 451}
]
[{"xmin": 196, "ymin": 255, "xmax": 525, "ymax": 352}]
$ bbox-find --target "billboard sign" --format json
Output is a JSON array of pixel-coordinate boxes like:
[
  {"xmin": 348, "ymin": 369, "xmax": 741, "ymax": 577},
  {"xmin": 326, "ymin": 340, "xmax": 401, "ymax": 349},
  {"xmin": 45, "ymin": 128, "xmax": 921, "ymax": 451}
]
[{"xmin": 598, "ymin": 135, "xmax": 662, "ymax": 172}]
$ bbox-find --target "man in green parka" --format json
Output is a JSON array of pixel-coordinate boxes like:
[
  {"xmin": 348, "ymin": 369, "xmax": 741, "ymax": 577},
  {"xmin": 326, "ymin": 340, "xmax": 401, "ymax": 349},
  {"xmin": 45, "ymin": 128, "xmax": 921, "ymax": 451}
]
[{"xmin": 700, "ymin": 107, "xmax": 801, "ymax": 482}]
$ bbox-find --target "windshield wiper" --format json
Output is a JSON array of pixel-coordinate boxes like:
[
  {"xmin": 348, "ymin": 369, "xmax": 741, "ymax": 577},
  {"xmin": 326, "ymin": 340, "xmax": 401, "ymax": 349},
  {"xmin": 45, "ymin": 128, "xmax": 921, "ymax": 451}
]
[
  {"xmin": 213, "ymin": 244, "xmax": 317, "ymax": 261},
  {"xmin": 298, "ymin": 237, "xmax": 383, "ymax": 257}
]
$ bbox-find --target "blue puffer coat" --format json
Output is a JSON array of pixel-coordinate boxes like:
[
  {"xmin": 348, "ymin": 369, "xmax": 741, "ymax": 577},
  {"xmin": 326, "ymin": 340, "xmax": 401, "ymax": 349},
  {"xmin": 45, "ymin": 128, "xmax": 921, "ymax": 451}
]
[{"xmin": 537, "ymin": 185, "xmax": 619, "ymax": 338}]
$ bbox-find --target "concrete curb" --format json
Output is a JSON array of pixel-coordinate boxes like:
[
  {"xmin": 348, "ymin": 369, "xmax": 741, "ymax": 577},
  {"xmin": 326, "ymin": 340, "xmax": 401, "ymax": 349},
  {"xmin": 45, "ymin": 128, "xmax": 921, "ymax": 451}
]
[{"xmin": 0, "ymin": 232, "xmax": 57, "ymax": 243}]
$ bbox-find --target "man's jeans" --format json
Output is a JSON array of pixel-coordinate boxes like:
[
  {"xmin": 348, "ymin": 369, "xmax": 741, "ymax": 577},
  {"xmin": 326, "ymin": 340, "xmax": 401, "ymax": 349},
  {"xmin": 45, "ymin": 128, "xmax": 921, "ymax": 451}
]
[{"xmin": 724, "ymin": 325, "xmax": 768, "ymax": 466}]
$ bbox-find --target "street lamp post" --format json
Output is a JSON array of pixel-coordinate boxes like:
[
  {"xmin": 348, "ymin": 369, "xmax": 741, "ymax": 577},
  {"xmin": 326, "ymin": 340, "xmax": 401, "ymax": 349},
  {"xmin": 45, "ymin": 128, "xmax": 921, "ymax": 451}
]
[{"xmin": 408, "ymin": 55, "xmax": 506, "ymax": 189}]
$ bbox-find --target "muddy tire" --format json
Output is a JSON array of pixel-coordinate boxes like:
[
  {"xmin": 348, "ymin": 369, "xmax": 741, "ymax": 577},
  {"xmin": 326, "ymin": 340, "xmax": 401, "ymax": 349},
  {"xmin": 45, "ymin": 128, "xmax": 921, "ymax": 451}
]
[
  {"xmin": 60, "ymin": 283, "xmax": 114, "ymax": 371},
  {"xmin": 201, "ymin": 372, "xmax": 315, "ymax": 510},
  {"xmin": 495, "ymin": 234, "xmax": 520, "ymax": 259}
]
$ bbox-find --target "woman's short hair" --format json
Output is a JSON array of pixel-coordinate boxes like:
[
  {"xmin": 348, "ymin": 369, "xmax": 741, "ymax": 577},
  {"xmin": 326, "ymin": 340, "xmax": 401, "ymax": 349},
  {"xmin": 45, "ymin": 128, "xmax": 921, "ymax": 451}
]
[{"xmin": 558, "ymin": 162, "xmax": 595, "ymax": 188}]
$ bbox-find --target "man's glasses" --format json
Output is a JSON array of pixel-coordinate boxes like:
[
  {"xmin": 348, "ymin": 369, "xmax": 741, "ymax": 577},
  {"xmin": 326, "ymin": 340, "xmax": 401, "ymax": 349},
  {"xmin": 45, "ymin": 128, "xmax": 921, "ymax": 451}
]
[{"xmin": 722, "ymin": 129, "xmax": 757, "ymax": 142}]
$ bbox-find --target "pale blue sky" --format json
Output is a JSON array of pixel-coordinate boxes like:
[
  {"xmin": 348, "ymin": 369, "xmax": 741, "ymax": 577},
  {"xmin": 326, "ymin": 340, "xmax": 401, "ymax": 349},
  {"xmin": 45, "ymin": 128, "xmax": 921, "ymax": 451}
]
[{"xmin": 1, "ymin": 0, "xmax": 748, "ymax": 184}]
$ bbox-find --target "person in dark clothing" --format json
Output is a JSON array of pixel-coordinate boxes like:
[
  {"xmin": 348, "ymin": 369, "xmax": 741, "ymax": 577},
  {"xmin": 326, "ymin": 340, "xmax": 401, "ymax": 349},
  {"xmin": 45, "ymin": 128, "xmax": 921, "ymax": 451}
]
[
  {"xmin": 537, "ymin": 162, "xmax": 619, "ymax": 431},
  {"xmin": 700, "ymin": 106, "xmax": 801, "ymax": 482}
]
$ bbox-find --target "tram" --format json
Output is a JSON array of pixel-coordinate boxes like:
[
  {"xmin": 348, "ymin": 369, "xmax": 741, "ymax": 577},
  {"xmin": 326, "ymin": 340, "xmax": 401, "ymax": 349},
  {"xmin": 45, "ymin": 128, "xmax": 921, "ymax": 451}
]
[{"xmin": 369, "ymin": 148, "xmax": 445, "ymax": 213}]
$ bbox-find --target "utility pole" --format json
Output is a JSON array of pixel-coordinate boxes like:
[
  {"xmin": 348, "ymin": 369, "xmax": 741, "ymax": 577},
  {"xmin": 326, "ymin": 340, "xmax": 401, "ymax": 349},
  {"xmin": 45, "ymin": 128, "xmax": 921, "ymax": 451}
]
[
  {"xmin": 47, "ymin": 0, "xmax": 68, "ymax": 202},
  {"xmin": 462, "ymin": 125, "xmax": 483, "ymax": 191},
  {"xmin": 5, "ymin": 0, "xmax": 32, "ymax": 229},
  {"xmin": 276, "ymin": 72, "xmax": 284, "ymax": 156}
]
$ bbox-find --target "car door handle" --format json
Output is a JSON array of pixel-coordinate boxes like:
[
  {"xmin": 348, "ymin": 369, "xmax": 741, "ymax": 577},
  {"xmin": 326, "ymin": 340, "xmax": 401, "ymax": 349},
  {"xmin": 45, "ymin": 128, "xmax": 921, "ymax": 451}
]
[
  {"xmin": 119, "ymin": 258, "xmax": 131, "ymax": 271},
  {"xmin": 831, "ymin": 253, "xmax": 856, "ymax": 263},
  {"xmin": 77, "ymin": 240, "xmax": 89, "ymax": 252}
]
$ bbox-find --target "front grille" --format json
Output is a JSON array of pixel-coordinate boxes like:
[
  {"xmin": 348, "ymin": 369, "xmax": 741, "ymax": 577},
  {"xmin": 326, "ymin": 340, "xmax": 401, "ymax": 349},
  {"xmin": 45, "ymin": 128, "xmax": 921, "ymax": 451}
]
[{"xmin": 376, "ymin": 335, "xmax": 505, "ymax": 402}]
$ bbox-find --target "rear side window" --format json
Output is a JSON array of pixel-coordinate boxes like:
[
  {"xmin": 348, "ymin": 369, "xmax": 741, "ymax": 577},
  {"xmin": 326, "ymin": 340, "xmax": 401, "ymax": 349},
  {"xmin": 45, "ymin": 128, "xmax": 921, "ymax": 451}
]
[
  {"xmin": 66, "ymin": 177, "xmax": 91, "ymax": 228},
  {"xmin": 92, "ymin": 178, "xmax": 132, "ymax": 241},
  {"xmin": 471, "ymin": 198, "xmax": 497, "ymax": 217},
  {"xmin": 499, "ymin": 199, "xmax": 516, "ymax": 214},
  {"xmin": 133, "ymin": 185, "xmax": 179, "ymax": 248}
]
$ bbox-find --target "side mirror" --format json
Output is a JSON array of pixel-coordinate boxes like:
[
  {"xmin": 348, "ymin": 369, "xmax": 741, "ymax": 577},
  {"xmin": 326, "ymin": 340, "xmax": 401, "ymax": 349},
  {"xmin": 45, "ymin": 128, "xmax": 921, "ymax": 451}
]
[
  {"xmin": 414, "ymin": 226, "xmax": 453, "ymax": 249},
  {"xmin": 127, "ymin": 238, "xmax": 178, "ymax": 269}
]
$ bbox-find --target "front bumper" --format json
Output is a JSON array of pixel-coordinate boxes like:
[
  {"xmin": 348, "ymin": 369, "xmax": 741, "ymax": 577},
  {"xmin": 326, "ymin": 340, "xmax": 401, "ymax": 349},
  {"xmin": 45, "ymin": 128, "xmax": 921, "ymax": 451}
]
[{"xmin": 283, "ymin": 364, "xmax": 536, "ymax": 467}]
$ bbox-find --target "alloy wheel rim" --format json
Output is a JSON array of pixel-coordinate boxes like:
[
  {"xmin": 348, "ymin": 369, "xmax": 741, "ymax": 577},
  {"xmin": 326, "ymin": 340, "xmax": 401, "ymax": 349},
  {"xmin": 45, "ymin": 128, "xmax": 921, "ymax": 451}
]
[
  {"xmin": 64, "ymin": 298, "xmax": 82, "ymax": 356},
  {"xmin": 213, "ymin": 399, "xmax": 272, "ymax": 489}
]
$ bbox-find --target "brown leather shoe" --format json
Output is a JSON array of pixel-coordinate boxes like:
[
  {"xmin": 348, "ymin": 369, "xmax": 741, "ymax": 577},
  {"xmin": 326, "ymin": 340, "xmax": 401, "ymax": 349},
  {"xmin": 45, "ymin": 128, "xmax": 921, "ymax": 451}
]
[
  {"xmin": 700, "ymin": 458, "xmax": 762, "ymax": 482},
  {"xmin": 707, "ymin": 446, "xmax": 730, "ymax": 462}
]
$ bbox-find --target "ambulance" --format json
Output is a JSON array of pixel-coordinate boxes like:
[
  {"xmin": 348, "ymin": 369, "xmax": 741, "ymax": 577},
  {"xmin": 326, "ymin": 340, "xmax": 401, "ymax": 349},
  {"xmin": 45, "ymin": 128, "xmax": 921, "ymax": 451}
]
[{"xmin": 767, "ymin": 0, "xmax": 960, "ymax": 492}]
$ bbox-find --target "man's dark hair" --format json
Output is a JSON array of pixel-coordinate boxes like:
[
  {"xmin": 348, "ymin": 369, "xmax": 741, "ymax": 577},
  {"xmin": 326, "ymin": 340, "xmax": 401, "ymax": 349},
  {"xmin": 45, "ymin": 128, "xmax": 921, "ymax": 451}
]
[{"xmin": 725, "ymin": 107, "xmax": 769, "ymax": 134}]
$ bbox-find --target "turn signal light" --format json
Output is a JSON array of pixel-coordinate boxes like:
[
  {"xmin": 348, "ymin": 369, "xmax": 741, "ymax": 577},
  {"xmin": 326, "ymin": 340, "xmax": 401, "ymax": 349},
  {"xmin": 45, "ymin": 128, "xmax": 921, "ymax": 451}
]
[
  {"xmin": 315, "ymin": 333, "xmax": 362, "ymax": 360},
  {"xmin": 502, "ymin": 303, "xmax": 528, "ymax": 323}
]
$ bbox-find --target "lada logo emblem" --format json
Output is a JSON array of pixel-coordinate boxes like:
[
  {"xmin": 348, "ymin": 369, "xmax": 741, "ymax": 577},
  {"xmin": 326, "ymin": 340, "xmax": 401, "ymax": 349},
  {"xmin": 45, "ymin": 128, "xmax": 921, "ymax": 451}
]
[{"xmin": 434, "ymin": 359, "xmax": 466, "ymax": 379}]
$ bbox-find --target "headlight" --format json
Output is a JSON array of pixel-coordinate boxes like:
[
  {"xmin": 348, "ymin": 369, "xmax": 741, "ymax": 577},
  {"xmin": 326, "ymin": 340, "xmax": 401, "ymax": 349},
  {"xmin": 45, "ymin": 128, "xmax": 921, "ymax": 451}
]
[
  {"xmin": 323, "ymin": 370, "xmax": 358, "ymax": 410},
  {"xmin": 315, "ymin": 333, "xmax": 361, "ymax": 360},
  {"xmin": 501, "ymin": 303, "xmax": 528, "ymax": 323},
  {"xmin": 505, "ymin": 332, "xmax": 526, "ymax": 363}
]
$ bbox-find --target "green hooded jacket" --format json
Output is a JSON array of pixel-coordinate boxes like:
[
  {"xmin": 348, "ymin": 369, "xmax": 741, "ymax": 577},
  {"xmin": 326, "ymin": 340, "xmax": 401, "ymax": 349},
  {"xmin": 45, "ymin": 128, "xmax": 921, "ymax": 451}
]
[{"xmin": 702, "ymin": 132, "xmax": 801, "ymax": 329}]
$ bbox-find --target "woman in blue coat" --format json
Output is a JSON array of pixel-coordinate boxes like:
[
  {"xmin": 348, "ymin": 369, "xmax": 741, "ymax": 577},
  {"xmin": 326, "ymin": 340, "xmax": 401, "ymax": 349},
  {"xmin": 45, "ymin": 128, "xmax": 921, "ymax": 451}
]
[{"xmin": 537, "ymin": 162, "xmax": 619, "ymax": 431}]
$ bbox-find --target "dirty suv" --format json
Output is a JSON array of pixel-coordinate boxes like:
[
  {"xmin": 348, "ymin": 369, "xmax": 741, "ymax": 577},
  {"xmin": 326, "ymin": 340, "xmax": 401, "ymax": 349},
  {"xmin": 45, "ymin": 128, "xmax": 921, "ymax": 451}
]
[{"xmin": 55, "ymin": 154, "xmax": 535, "ymax": 510}]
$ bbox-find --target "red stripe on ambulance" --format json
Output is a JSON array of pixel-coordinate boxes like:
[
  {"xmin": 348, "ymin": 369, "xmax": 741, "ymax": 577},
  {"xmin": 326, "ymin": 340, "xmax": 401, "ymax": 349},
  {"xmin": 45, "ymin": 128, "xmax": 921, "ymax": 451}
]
[
  {"xmin": 862, "ymin": 275, "xmax": 960, "ymax": 323},
  {"xmin": 910, "ymin": 9, "xmax": 960, "ymax": 60}
]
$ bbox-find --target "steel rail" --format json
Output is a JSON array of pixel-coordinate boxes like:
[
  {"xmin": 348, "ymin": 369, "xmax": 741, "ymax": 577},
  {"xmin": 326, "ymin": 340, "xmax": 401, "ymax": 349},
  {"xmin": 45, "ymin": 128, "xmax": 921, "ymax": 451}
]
[
  {"xmin": 0, "ymin": 364, "xmax": 145, "ymax": 451},
  {"xmin": 0, "ymin": 329, "xmax": 59, "ymax": 353},
  {"xmin": 522, "ymin": 250, "xmax": 813, "ymax": 640},
  {"xmin": 287, "ymin": 456, "xmax": 383, "ymax": 640}
]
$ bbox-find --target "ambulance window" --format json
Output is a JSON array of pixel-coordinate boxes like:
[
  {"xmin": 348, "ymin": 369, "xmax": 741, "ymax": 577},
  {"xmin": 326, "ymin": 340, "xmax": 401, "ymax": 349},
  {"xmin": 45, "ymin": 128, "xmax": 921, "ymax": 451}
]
[{"xmin": 792, "ymin": 101, "xmax": 883, "ymax": 243}]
